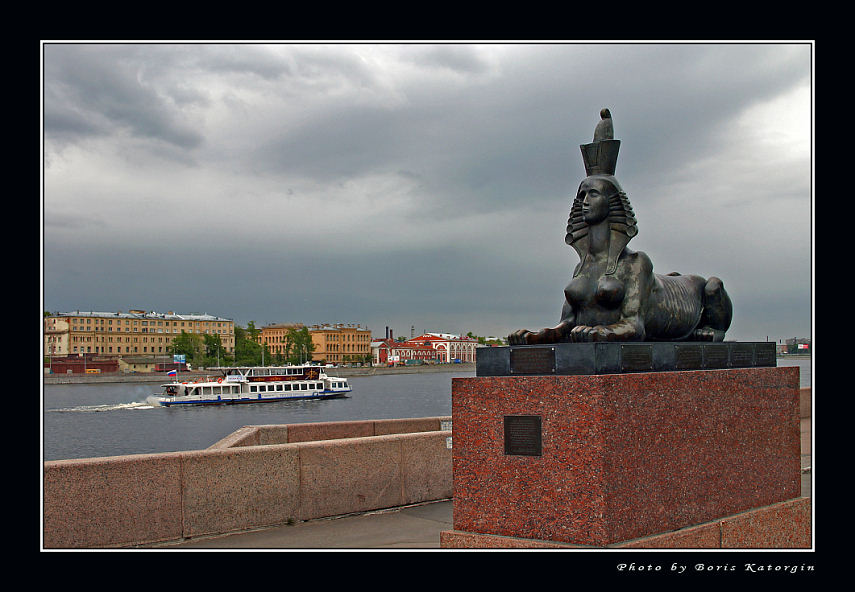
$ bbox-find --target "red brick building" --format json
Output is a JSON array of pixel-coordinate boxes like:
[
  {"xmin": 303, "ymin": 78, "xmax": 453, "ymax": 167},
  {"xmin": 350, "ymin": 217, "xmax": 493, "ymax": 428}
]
[{"xmin": 371, "ymin": 332, "xmax": 478, "ymax": 365}]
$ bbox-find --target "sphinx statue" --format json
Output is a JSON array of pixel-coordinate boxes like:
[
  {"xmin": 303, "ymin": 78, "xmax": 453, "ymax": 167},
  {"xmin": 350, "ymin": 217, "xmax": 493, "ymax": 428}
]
[{"xmin": 508, "ymin": 109, "xmax": 733, "ymax": 345}]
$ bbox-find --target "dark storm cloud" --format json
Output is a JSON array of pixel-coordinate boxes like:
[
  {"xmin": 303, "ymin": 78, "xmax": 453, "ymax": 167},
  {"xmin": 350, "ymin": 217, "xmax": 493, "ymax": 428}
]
[
  {"xmin": 43, "ymin": 44, "xmax": 205, "ymax": 149},
  {"xmin": 42, "ymin": 42, "xmax": 812, "ymax": 342},
  {"xmin": 245, "ymin": 44, "xmax": 809, "ymax": 219}
]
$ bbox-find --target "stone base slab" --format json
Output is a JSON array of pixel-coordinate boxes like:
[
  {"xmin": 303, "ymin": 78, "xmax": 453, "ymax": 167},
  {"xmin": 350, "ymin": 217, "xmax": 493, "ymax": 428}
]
[
  {"xmin": 476, "ymin": 341, "xmax": 777, "ymax": 377},
  {"xmin": 440, "ymin": 496, "xmax": 811, "ymax": 548}
]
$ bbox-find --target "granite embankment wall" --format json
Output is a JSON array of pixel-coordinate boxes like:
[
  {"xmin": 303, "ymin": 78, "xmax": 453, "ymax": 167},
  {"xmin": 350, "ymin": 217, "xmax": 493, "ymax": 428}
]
[{"xmin": 43, "ymin": 416, "xmax": 452, "ymax": 549}]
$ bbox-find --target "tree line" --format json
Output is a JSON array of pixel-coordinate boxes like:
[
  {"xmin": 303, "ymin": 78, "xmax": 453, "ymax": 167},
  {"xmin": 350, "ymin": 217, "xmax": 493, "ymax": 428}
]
[{"xmin": 169, "ymin": 322, "xmax": 318, "ymax": 368}]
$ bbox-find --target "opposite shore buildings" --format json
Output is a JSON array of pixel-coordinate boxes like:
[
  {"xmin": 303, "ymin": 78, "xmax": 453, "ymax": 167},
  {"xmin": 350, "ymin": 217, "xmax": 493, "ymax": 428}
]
[
  {"xmin": 256, "ymin": 323, "xmax": 372, "ymax": 365},
  {"xmin": 44, "ymin": 310, "xmax": 236, "ymax": 357},
  {"xmin": 43, "ymin": 310, "xmax": 481, "ymax": 372},
  {"xmin": 253, "ymin": 324, "xmax": 478, "ymax": 365}
]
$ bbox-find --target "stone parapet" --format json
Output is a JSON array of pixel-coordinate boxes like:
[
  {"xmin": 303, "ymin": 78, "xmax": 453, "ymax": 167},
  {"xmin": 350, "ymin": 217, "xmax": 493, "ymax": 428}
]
[{"xmin": 43, "ymin": 416, "xmax": 452, "ymax": 548}]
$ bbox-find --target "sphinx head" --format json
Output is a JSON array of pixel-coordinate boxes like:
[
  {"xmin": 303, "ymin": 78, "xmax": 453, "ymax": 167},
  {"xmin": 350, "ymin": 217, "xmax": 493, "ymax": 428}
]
[
  {"xmin": 565, "ymin": 174, "xmax": 638, "ymax": 276},
  {"xmin": 566, "ymin": 174, "xmax": 636, "ymax": 244}
]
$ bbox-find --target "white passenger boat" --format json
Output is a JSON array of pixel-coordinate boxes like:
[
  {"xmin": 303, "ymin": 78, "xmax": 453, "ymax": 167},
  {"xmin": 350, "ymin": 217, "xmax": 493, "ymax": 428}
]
[{"xmin": 152, "ymin": 364, "xmax": 352, "ymax": 407}]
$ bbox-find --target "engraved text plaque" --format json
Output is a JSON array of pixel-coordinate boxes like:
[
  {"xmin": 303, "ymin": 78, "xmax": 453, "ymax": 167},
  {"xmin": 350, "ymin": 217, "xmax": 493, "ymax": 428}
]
[
  {"xmin": 510, "ymin": 347, "xmax": 556, "ymax": 375},
  {"xmin": 756, "ymin": 345, "xmax": 776, "ymax": 366},
  {"xmin": 703, "ymin": 345, "xmax": 729, "ymax": 369},
  {"xmin": 621, "ymin": 344, "xmax": 653, "ymax": 372},
  {"xmin": 504, "ymin": 415, "xmax": 542, "ymax": 456},
  {"xmin": 731, "ymin": 344, "xmax": 754, "ymax": 367},
  {"xmin": 675, "ymin": 345, "xmax": 702, "ymax": 370}
]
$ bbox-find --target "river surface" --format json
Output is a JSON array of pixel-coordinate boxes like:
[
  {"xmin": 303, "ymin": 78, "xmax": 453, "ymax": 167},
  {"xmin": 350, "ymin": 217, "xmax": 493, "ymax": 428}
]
[{"xmin": 42, "ymin": 358, "xmax": 811, "ymax": 461}]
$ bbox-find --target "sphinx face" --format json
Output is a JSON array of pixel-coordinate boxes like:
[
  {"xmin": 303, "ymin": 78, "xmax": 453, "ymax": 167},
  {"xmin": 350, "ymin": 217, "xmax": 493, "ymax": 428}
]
[{"xmin": 578, "ymin": 177, "xmax": 611, "ymax": 224}]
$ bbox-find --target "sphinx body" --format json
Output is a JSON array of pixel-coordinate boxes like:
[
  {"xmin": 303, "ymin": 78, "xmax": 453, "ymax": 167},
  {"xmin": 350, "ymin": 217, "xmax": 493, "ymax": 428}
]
[
  {"xmin": 507, "ymin": 110, "xmax": 732, "ymax": 345},
  {"xmin": 509, "ymin": 243, "xmax": 732, "ymax": 345}
]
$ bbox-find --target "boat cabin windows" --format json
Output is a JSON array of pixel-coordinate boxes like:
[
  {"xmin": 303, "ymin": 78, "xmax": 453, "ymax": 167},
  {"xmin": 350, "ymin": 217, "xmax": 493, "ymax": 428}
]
[
  {"xmin": 198, "ymin": 385, "xmax": 240, "ymax": 396},
  {"xmin": 248, "ymin": 367, "xmax": 304, "ymax": 378}
]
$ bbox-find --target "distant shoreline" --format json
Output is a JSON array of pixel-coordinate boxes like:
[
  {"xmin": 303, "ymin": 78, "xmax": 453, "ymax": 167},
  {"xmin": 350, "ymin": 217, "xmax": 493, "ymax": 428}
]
[
  {"xmin": 42, "ymin": 354, "xmax": 810, "ymax": 385},
  {"xmin": 42, "ymin": 363, "xmax": 477, "ymax": 385}
]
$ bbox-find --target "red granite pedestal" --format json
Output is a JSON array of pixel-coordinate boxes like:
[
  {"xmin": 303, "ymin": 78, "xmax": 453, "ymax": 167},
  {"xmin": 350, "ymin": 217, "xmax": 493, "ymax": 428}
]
[{"xmin": 441, "ymin": 366, "xmax": 810, "ymax": 548}]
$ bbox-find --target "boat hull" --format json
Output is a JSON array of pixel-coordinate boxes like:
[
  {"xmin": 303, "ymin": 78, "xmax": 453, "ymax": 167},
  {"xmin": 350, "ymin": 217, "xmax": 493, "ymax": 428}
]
[
  {"xmin": 155, "ymin": 389, "xmax": 351, "ymax": 407},
  {"xmin": 155, "ymin": 365, "xmax": 353, "ymax": 407}
]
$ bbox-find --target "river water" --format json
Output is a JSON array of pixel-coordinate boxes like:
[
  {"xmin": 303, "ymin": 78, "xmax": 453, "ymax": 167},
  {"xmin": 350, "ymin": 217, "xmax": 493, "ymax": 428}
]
[{"xmin": 42, "ymin": 358, "xmax": 811, "ymax": 461}]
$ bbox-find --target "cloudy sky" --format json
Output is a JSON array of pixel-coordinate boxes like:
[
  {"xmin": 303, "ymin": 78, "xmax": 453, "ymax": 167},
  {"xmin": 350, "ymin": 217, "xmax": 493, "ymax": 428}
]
[{"xmin": 41, "ymin": 42, "xmax": 812, "ymax": 343}]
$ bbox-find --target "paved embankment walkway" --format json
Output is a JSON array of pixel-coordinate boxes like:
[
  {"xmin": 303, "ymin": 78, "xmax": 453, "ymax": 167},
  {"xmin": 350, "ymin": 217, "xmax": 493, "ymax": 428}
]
[{"xmin": 151, "ymin": 498, "xmax": 454, "ymax": 549}]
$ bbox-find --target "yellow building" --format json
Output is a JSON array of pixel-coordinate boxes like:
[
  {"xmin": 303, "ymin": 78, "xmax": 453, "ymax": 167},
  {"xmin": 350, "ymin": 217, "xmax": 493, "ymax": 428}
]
[
  {"xmin": 43, "ymin": 310, "xmax": 235, "ymax": 356},
  {"xmin": 308, "ymin": 323, "xmax": 372, "ymax": 364},
  {"xmin": 257, "ymin": 323, "xmax": 305, "ymax": 356}
]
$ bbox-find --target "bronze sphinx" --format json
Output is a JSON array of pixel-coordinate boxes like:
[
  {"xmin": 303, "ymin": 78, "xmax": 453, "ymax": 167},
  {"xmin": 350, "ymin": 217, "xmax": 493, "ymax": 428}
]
[{"xmin": 508, "ymin": 109, "xmax": 733, "ymax": 345}]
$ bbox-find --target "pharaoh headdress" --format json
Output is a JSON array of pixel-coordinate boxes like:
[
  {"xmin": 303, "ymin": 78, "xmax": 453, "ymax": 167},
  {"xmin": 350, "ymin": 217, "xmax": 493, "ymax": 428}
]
[{"xmin": 565, "ymin": 108, "xmax": 638, "ymax": 276}]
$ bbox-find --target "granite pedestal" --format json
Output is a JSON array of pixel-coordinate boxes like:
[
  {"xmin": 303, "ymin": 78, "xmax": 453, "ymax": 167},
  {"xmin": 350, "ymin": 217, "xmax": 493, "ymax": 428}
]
[{"xmin": 442, "ymin": 360, "xmax": 808, "ymax": 548}]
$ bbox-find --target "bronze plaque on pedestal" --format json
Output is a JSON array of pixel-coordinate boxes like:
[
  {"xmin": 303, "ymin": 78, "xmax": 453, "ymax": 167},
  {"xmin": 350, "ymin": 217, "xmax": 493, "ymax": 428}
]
[
  {"xmin": 504, "ymin": 415, "xmax": 542, "ymax": 456},
  {"xmin": 509, "ymin": 347, "xmax": 556, "ymax": 375},
  {"xmin": 675, "ymin": 345, "xmax": 703, "ymax": 370},
  {"xmin": 703, "ymin": 345, "xmax": 729, "ymax": 369},
  {"xmin": 620, "ymin": 344, "xmax": 653, "ymax": 371}
]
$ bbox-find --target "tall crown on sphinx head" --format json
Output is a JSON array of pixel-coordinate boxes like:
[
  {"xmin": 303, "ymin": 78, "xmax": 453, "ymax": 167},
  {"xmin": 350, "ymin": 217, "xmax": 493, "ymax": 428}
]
[{"xmin": 580, "ymin": 108, "xmax": 620, "ymax": 176}]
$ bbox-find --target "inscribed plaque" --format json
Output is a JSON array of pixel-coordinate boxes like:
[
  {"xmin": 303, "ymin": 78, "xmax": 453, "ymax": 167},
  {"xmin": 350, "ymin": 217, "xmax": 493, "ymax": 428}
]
[
  {"xmin": 503, "ymin": 415, "xmax": 542, "ymax": 456},
  {"xmin": 510, "ymin": 347, "xmax": 556, "ymax": 375},
  {"xmin": 620, "ymin": 344, "xmax": 653, "ymax": 371}
]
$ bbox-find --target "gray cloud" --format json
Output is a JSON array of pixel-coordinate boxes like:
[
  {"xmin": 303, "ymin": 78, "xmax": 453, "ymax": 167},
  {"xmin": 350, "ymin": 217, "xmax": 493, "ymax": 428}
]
[
  {"xmin": 42, "ymin": 42, "xmax": 812, "ymax": 343},
  {"xmin": 44, "ymin": 44, "xmax": 205, "ymax": 149}
]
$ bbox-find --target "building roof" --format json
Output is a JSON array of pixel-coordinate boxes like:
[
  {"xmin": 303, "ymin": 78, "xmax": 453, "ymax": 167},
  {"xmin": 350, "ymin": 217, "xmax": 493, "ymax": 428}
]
[
  {"xmin": 309, "ymin": 323, "xmax": 370, "ymax": 332},
  {"xmin": 54, "ymin": 310, "xmax": 233, "ymax": 322},
  {"xmin": 412, "ymin": 333, "xmax": 477, "ymax": 343},
  {"xmin": 390, "ymin": 343, "xmax": 436, "ymax": 352}
]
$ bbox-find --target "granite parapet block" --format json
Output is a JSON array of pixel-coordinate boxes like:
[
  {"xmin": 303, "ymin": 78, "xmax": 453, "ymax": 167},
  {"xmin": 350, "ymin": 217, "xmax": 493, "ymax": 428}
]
[
  {"xmin": 285, "ymin": 420, "xmax": 376, "ymax": 443},
  {"xmin": 43, "ymin": 453, "xmax": 184, "ymax": 548},
  {"xmin": 401, "ymin": 431, "xmax": 453, "ymax": 503},
  {"xmin": 296, "ymin": 434, "xmax": 405, "ymax": 520},
  {"xmin": 181, "ymin": 445, "xmax": 301, "ymax": 538},
  {"xmin": 374, "ymin": 417, "xmax": 443, "ymax": 435}
]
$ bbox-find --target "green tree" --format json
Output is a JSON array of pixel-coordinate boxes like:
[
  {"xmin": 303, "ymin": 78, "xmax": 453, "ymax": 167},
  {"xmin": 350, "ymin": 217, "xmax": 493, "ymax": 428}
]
[
  {"xmin": 203, "ymin": 333, "xmax": 227, "ymax": 366},
  {"xmin": 286, "ymin": 327, "xmax": 315, "ymax": 364},
  {"xmin": 169, "ymin": 331, "xmax": 205, "ymax": 366},
  {"xmin": 233, "ymin": 325, "xmax": 264, "ymax": 366},
  {"xmin": 466, "ymin": 331, "xmax": 487, "ymax": 345}
]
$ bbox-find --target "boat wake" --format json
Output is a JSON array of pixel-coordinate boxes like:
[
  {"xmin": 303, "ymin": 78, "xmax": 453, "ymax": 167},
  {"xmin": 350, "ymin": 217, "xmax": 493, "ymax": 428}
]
[{"xmin": 46, "ymin": 400, "xmax": 159, "ymax": 413}]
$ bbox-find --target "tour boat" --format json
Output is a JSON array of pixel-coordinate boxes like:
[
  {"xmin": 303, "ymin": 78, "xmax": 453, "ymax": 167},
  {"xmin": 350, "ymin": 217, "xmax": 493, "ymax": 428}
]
[{"xmin": 152, "ymin": 364, "xmax": 352, "ymax": 407}]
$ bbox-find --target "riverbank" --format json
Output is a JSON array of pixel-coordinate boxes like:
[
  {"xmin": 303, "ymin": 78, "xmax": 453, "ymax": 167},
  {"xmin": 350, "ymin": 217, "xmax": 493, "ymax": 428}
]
[
  {"xmin": 41, "ymin": 362, "xmax": 477, "ymax": 385},
  {"xmin": 42, "ymin": 354, "xmax": 811, "ymax": 385}
]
